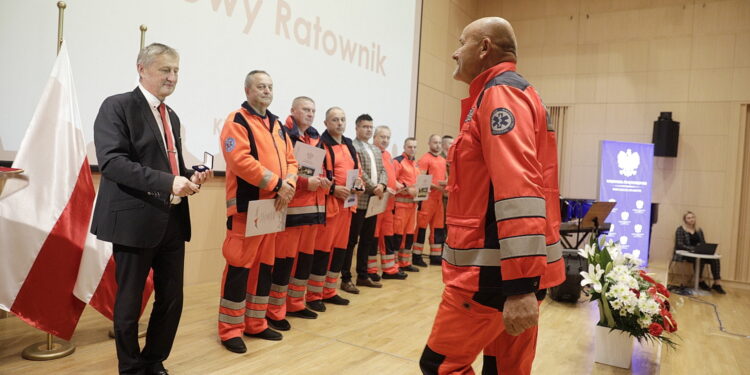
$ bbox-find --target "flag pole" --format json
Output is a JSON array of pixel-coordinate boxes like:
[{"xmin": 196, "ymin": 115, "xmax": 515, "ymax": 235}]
[
  {"xmin": 140, "ymin": 24, "xmax": 147, "ymax": 49},
  {"xmin": 20, "ymin": 1, "xmax": 76, "ymax": 361},
  {"xmin": 56, "ymin": 1, "xmax": 66, "ymax": 54}
]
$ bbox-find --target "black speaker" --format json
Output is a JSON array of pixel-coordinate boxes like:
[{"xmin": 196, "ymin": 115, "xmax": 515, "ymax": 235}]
[
  {"xmin": 652, "ymin": 112, "xmax": 679, "ymax": 157},
  {"xmin": 549, "ymin": 249, "xmax": 587, "ymax": 303}
]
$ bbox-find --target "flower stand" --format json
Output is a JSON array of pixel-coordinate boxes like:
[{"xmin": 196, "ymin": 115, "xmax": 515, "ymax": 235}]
[{"xmin": 594, "ymin": 325, "xmax": 633, "ymax": 369}]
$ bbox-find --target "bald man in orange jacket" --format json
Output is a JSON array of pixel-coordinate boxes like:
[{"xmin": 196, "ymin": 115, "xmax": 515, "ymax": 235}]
[{"xmin": 419, "ymin": 18, "xmax": 565, "ymax": 375}]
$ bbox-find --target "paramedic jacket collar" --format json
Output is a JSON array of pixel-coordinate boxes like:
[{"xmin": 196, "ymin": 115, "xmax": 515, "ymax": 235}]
[
  {"xmin": 286, "ymin": 116, "xmax": 320, "ymax": 141},
  {"xmin": 241, "ymin": 101, "xmax": 280, "ymax": 133}
]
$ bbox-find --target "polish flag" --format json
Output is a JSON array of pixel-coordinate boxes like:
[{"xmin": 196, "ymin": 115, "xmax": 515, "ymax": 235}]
[
  {"xmin": 0, "ymin": 42, "xmax": 92, "ymax": 340},
  {"xmin": 73, "ymin": 235, "xmax": 153, "ymax": 321}
]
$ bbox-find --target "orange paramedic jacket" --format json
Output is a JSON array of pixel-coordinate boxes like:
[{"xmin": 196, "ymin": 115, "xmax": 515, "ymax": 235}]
[
  {"xmin": 393, "ymin": 153, "xmax": 419, "ymax": 207},
  {"xmin": 318, "ymin": 130, "xmax": 360, "ymax": 215},
  {"xmin": 380, "ymin": 148, "xmax": 397, "ymax": 211},
  {"xmin": 284, "ymin": 116, "xmax": 326, "ymax": 227},
  {"xmin": 444, "ymin": 62, "xmax": 565, "ymax": 296},
  {"xmin": 417, "ymin": 152, "xmax": 447, "ymax": 201},
  {"xmin": 221, "ymin": 102, "xmax": 298, "ymax": 217}
]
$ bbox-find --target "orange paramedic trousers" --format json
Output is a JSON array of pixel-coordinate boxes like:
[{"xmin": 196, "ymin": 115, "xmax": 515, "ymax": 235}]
[
  {"xmin": 414, "ymin": 196, "xmax": 446, "ymax": 259},
  {"xmin": 218, "ymin": 214, "xmax": 277, "ymax": 340},
  {"xmin": 394, "ymin": 203, "xmax": 417, "ymax": 267},
  {"xmin": 419, "ymin": 286, "xmax": 545, "ymax": 375},
  {"xmin": 267, "ymin": 224, "xmax": 319, "ymax": 319},
  {"xmin": 307, "ymin": 209, "xmax": 352, "ymax": 302}
]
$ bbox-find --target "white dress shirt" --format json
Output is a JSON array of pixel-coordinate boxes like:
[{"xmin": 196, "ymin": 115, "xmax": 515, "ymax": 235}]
[
  {"xmin": 139, "ymin": 84, "xmax": 181, "ymax": 204},
  {"xmin": 139, "ymin": 83, "xmax": 172, "ymax": 155}
]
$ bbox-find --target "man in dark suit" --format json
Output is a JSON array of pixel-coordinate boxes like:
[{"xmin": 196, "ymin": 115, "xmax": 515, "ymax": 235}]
[{"xmin": 91, "ymin": 43, "xmax": 211, "ymax": 375}]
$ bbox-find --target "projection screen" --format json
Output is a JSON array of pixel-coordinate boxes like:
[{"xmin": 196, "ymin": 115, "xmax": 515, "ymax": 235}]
[{"xmin": 0, "ymin": 0, "xmax": 423, "ymax": 171}]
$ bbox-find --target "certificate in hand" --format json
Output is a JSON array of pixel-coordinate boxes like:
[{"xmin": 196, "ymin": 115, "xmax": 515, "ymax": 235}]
[
  {"xmin": 413, "ymin": 174, "xmax": 432, "ymax": 202},
  {"xmin": 294, "ymin": 142, "xmax": 326, "ymax": 178},
  {"xmin": 365, "ymin": 192, "xmax": 390, "ymax": 218},
  {"xmin": 245, "ymin": 199, "xmax": 286, "ymax": 237},
  {"xmin": 343, "ymin": 169, "xmax": 359, "ymax": 208}
]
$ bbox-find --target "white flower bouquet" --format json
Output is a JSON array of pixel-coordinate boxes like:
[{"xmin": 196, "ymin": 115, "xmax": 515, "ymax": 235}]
[{"xmin": 579, "ymin": 236, "xmax": 678, "ymax": 347}]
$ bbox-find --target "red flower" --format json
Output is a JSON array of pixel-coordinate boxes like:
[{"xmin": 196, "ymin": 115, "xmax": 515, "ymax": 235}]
[
  {"xmin": 661, "ymin": 311, "xmax": 678, "ymax": 333},
  {"xmin": 640, "ymin": 270, "xmax": 656, "ymax": 284},
  {"xmin": 647, "ymin": 286, "xmax": 657, "ymax": 296},
  {"xmin": 656, "ymin": 283, "xmax": 670, "ymax": 298},
  {"xmin": 630, "ymin": 288, "xmax": 641, "ymax": 298},
  {"xmin": 649, "ymin": 323, "xmax": 664, "ymax": 336}
]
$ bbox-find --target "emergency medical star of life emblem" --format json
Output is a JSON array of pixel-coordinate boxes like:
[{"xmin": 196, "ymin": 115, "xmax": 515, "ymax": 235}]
[
  {"xmin": 490, "ymin": 107, "xmax": 515, "ymax": 135},
  {"xmin": 224, "ymin": 137, "xmax": 236, "ymax": 153}
]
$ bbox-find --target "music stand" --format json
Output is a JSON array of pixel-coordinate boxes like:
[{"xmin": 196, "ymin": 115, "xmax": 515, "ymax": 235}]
[
  {"xmin": 564, "ymin": 201, "xmax": 615, "ymax": 249},
  {"xmin": 580, "ymin": 201, "xmax": 616, "ymax": 234}
]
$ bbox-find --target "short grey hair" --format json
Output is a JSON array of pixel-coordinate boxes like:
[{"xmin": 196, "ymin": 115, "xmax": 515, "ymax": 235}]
[
  {"xmin": 245, "ymin": 70, "xmax": 270, "ymax": 89},
  {"xmin": 374, "ymin": 125, "xmax": 391, "ymax": 136},
  {"xmin": 136, "ymin": 43, "xmax": 178, "ymax": 67}
]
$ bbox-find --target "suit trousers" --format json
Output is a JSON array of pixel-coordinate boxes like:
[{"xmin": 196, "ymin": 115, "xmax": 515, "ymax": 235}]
[
  {"xmin": 113, "ymin": 209, "xmax": 184, "ymax": 375},
  {"xmin": 342, "ymin": 208, "xmax": 377, "ymax": 281}
]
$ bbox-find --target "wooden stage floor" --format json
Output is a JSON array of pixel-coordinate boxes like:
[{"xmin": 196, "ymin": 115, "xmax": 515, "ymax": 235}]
[{"xmin": 1, "ymin": 264, "xmax": 748, "ymax": 374}]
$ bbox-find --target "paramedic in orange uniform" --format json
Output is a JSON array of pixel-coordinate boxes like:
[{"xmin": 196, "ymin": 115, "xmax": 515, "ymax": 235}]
[
  {"xmin": 305, "ymin": 107, "xmax": 362, "ymax": 312},
  {"xmin": 393, "ymin": 137, "xmax": 420, "ymax": 273},
  {"xmin": 266, "ymin": 96, "xmax": 331, "ymax": 330},
  {"xmin": 218, "ymin": 70, "xmax": 298, "ymax": 354},
  {"xmin": 369, "ymin": 126, "xmax": 408, "ymax": 280},
  {"xmin": 413, "ymin": 134, "xmax": 448, "ymax": 267},
  {"xmin": 419, "ymin": 18, "xmax": 565, "ymax": 375}
]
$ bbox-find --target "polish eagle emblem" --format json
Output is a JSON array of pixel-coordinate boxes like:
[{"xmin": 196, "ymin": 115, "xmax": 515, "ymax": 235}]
[{"xmin": 617, "ymin": 149, "xmax": 640, "ymax": 177}]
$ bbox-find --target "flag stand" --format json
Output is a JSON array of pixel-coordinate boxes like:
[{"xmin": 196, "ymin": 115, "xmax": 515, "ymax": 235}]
[
  {"xmin": 22, "ymin": 334, "xmax": 75, "ymax": 361},
  {"xmin": 20, "ymin": 1, "xmax": 76, "ymax": 361}
]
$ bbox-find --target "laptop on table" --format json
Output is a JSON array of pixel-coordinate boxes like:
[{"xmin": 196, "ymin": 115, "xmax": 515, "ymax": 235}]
[{"xmin": 691, "ymin": 243, "xmax": 718, "ymax": 255}]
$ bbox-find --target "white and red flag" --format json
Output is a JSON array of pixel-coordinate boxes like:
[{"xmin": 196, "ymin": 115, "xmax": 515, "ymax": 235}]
[{"xmin": 0, "ymin": 42, "xmax": 94, "ymax": 340}]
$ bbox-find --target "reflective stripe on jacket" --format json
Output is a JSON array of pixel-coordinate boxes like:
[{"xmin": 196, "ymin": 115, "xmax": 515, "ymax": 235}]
[
  {"xmin": 284, "ymin": 115, "xmax": 325, "ymax": 227},
  {"xmin": 444, "ymin": 62, "xmax": 564, "ymax": 295},
  {"xmin": 393, "ymin": 153, "xmax": 418, "ymax": 207},
  {"xmin": 221, "ymin": 102, "xmax": 298, "ymax": 216}
]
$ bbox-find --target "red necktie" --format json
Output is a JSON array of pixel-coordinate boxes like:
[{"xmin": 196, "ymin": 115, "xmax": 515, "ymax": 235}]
[{"xmin": 159, "ymin": 103, "xmax": 179, "ymax": 176}]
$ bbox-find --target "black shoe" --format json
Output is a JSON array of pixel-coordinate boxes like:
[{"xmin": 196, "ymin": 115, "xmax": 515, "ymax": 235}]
[
  {"xmin": 287, "ymin": 308, "xmax": 318, "ymax": 319},
  {"xmin": 307, "ymin": 300, "xmax": 326, "ymax": 312},
  {"xmin": 699, "ymin": 281, "xmax": 711, "ymax": 291},
  {"xmin": 369, "ymin": 273, "xmax": 381, "ymax": 282},
  {"xmin": 382, "ymin": 270, "xmax": 408, "ymax": 280},
  {"xmin": 322, "ymin": 294, "xmax": 350, "ymax": 305},
  {"xmin": 244, "ymin": 328, "xmax": 283, "ymax": 341},
  {"xmin": 412, "ymin": 256, "xmax": 428, "ymax": 267},
  {"xmin": 221, "ymin": 337, "xmax": 247, "ymax": 353},
  {"xmin": 429, "ymin": 256, "xmax": 442, "ymax": 265},
  {"xmin": 401, "ymin": 265, "xmax": 420, "ymax": 272},
  {"xmin": 146, "ymin": 365, "xmax": 170, "ymax": 375},
  {"xmin": 266, "ymin": 317, "xmax": 291, "ymax": 331},
  {"xmin": 712, "ymin": 284, "xmax": 727, "ymax": 294}
]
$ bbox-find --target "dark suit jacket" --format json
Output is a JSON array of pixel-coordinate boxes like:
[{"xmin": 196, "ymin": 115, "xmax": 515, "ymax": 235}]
[{"xmin": 91, "ymin": 87, "xmax": 193, "ymax": 248}]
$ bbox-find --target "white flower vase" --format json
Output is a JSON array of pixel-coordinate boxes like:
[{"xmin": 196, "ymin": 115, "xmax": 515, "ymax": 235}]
[{"xmin": 594, "ymin": 325, "xmax": 633, "ymax": 369}]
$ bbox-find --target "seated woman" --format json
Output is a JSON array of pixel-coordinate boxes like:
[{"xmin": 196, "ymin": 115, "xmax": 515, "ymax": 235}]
[{"xmin": 675, "ymin": 211, "xmax": 726, "ymax": 294}]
